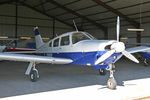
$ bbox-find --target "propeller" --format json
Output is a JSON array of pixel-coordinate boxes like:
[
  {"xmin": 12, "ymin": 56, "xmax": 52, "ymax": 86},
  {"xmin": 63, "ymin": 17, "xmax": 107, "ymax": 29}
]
[
  {"xmin": 122, "ymin": 50, "xmax": 139, "ymax": 63},
  {"xmin": 95, "ymin": 16, "xmax": 139, "ymax": 65}
]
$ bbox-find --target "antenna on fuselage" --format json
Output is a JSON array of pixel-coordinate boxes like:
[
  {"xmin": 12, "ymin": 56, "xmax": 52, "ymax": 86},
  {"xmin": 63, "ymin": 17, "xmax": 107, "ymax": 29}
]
[{"xmin": 73, "ymin": 20, "xmax": 78, "ymax": 32}]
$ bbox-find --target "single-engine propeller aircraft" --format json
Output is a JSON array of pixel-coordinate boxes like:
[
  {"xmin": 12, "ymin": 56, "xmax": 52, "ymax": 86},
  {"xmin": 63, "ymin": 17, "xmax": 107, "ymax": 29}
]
[{"xmin": 1, "ymin": 16, "xmax": 150, "ymax": 89}]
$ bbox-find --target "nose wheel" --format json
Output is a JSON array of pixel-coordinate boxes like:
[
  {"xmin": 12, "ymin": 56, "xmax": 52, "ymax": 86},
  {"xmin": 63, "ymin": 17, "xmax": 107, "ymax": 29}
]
[
  {"xmin": 107, "ymin": 64, "xmax": 117, "ymax": 89},
  {"xmin": 107, "ymin": 77, "xmax": 117, "ymax": 90}
]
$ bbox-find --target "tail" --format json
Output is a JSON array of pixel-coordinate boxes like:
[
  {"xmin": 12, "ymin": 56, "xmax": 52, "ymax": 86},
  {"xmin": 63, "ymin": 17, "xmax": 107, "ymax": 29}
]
[{"xmin": 33, "ymin": 27, "xmax": 44, "ymax": 49}]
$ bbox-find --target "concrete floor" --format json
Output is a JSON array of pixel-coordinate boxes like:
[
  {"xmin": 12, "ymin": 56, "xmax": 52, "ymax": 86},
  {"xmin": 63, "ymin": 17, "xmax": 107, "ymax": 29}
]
[{"xmin": 0, "ymin": 58, "xmax": 150, "ymax": 100}]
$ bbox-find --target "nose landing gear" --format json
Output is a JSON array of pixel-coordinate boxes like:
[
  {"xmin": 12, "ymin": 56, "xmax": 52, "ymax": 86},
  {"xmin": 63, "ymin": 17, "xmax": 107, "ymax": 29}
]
[{"xmin": 107, "ymin": 64, "xmax": 117, "ymax": 90}]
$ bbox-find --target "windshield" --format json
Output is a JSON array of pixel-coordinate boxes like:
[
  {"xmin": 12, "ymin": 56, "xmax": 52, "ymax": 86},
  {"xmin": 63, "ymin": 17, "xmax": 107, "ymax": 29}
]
[
  {"xmin": 72, "ymin": 32, "xmax": 91, "ymax": 44},
  {"xmin": 85, "ymin": 32, "xmax": 97, "ymax": 40}
]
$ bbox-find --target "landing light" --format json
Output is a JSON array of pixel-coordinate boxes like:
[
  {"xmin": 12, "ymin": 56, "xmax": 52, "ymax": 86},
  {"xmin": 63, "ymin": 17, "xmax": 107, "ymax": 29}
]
[{"xmin": 113, "ymin": 56, "xmax": 117, "ymax": 59}]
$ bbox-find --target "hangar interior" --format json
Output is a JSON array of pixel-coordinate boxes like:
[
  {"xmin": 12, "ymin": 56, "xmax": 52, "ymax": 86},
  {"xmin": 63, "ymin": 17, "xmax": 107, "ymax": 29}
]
[
  {"xmin": 0, "ymin": 0, "xmax": 150, "ymax": 99},
  {"xmin": 0, "ymin": 0, "xmax": 150, "ymax": 48}
]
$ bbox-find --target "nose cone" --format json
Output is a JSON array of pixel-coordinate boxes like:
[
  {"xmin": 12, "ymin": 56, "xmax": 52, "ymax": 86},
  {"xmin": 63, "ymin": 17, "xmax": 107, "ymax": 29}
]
[{"xmin": 111, "ymin": 42, "xmax": 125, "ymax": 53}]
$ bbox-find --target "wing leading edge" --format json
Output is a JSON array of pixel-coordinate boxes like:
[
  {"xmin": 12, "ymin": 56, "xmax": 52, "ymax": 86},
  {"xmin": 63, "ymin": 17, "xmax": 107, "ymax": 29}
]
[
  {"xmin": 0, "ymin": 53, "xmax": 73, "ymax": 64},
  {"xmin": 126, "ymin": 46, "xmax": 150, "ymax": 53}
]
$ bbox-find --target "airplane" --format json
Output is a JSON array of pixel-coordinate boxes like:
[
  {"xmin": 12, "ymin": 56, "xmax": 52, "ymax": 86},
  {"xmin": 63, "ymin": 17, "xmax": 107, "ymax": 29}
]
[{"xmin": 1, "ymin": 16, "xmax": 150, "ymax": 90}]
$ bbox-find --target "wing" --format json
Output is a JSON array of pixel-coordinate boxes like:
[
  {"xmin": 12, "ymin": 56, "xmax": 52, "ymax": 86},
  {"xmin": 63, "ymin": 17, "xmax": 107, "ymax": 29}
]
[
  {"xmin": 126, "ymin": 46, "xmax": 150, "ymax": 53},
  {"xmin": 0, "ymin": 53, "xmax": 73, "ymax": 64}
]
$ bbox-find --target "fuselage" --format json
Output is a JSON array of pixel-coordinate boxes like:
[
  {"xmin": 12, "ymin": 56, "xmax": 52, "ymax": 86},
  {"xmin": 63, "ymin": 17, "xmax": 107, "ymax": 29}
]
[{"xmin": 36, "ymin": 31, "xmax": 122, "ymax": 69}]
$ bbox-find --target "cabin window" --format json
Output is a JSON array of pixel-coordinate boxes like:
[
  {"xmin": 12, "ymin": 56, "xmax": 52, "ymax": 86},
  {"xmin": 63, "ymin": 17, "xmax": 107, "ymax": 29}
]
[
  {"xmin": 61, "ymin": 36, "xmax": 70, "ymax": 46},
  {"xmin": 72, "ymin": 32, "xmax": 90, "ymax": 44},
  {"xmin": 53, "ymin": 38, "xmax": 59, "ymax": 47}
]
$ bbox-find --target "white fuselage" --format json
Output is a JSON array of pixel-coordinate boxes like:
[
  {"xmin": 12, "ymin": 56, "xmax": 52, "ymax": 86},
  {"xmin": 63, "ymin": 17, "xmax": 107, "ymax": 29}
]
[{"xmin": 36, "ymin": 31, "xmax": 116, "ymax": 54}]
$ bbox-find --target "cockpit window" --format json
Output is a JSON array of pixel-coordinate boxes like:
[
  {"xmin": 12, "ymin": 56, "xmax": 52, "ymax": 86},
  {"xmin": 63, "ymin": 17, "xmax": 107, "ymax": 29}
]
[
  {"xmin": 61, "ymin": 36, "xmax": 70, "ymax": 46},
  {"xmin": 85, "ymin": 32, "xmax": 97, "ymax": 40},
  {"xmin": 72, "ymin": 32, "xmax": 91, "ymax": 44},
  {"xmin": 53, "ymin": 38, "xmax": 59, "ymax": 47}
]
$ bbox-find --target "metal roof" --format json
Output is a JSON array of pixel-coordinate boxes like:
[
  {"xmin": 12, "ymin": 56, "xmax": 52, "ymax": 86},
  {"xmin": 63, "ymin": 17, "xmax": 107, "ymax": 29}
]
[{"xmin": 0, "ymin": 0, "xmax": 150, "ymax": 31}]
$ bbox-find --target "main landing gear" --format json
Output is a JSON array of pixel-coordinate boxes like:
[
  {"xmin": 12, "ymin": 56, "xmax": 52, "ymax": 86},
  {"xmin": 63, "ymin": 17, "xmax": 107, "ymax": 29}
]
[
  {"xmin": 30, "ymin": 67, "xmax": 39, "ymax": 82},
  {"xmin": 25, "ymin": 62, "xmax": 39, "ymax": 82},
  {"xmin": 107, "ymin": 64, "xmax": 117, "ymax": 90}
]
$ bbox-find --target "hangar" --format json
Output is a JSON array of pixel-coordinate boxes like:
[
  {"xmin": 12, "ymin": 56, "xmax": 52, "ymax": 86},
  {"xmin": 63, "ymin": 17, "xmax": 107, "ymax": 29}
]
[{"xmin": 0, "ymin": 0, "xmax": 150, "ymax": 99}]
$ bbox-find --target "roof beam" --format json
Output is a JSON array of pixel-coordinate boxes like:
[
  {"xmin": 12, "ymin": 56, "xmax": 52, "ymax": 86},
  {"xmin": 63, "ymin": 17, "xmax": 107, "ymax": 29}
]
[
  {"xmin": 39, "ymin": 0, "xmax": 46, "ymax": 12},
  {"xmin": 33, "ymin": 1, "xmax": 48, "ymax": 8},
  {"xmin": 92, "ymin": 0, "xmax": 140, "ymax": 28},
  {"xmin": 19, "ymin": 1, "xmax": 74, "ymax": 28},
  {"xmin": 47, "ymin": 0, "xmax": 107, "ymax": 32},
  {"xmin": 56, "ymin": 0, "xmax": 116, "ymax": 17},
  {"xmin": 0, "ymin": 0, "xmax": 14, "ymax": 6},
  {"xmin": 45, "ymin": 0, "xmax": 80, "ymax": 12}
]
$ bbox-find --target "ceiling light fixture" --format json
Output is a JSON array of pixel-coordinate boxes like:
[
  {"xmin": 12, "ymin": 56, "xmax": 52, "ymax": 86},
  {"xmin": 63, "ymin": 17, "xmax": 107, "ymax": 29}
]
[
  {"xmin": 20, "ymin": 37, "xmax": 31, "ymax": 40},
  {"xmin": 0, "ymin": 36, "xmax": 8, "ymax": 39}
]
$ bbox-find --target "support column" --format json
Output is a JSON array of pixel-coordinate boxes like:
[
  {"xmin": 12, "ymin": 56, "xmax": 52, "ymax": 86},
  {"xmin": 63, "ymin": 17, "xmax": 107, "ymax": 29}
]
[
  {"xmin": 136, "ymin": 25, "xmax": 141, "ymax": 44},
  {"xmin": 15, "ymin": 2, "xmax": 18, "ymax": 47},
  {"xmin": 104, "ymin": 28, "xmax": 108, "ymax": 40},
  {"xmin": 52, "ymin": 18, "xmax": 55, "ymax": 38},
  {"xmin": 136, "ymin": 31, "xmax": 141, "ymax": 44}
]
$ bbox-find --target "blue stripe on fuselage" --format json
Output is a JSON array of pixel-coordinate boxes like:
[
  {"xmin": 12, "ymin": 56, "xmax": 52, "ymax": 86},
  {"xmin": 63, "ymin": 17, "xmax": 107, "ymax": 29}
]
[
  {"xmin": 52, "ymin": 51, "xmax": 122, "ymax": 66},
  {"xmin": 36, "ymin": 51, "xmax": 122, "ymax": 69}
]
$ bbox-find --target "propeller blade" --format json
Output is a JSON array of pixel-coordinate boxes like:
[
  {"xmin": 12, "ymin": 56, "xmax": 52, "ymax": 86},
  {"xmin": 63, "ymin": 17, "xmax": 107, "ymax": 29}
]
[
  {"xmin": 95, "ymin": 49, "xmax": 115, "ymax": 65},
  {"xmin": 122, "ymin": 50, "xmax": 139, "ymax": 63},
  {"xmin": 117, "ymin": 16, "xmax": 120, "ymax": 42}
]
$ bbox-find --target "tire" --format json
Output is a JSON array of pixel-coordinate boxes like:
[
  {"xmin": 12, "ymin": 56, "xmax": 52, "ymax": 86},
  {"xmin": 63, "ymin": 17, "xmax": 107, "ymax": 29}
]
[
  {"xmin": 98, "ymin": 69, "xmax": 106, "ymax": 75},
  {"xmin": 107, "ymin": 77, "xmax": 117, "ymax": 90},
  {"xmin": 30, "ymin": 70, "xmax": 39, "ymax": 82}
]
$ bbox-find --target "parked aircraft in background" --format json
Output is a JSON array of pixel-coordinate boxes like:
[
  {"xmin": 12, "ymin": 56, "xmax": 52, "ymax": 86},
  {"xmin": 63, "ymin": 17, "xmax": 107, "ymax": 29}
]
[{"xmin": 1, "ymin": 16, "xmax": 150, "ymax": 90}]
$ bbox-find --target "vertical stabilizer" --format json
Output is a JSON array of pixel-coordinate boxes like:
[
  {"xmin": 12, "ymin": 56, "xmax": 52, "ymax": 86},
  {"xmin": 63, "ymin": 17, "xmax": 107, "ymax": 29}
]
[{"xmin": 34, "ymin": 27, "xmax": 44, "ymax": 49}]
